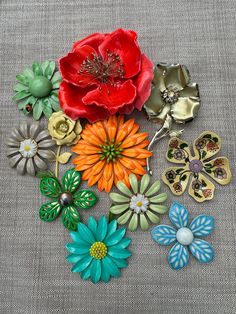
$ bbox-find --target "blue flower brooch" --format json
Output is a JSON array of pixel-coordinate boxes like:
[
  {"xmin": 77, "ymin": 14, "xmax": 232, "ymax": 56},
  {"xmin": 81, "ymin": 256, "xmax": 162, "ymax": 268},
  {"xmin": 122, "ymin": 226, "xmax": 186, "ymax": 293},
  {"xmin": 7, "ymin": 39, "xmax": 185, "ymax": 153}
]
[{"xmin": 151, "ymin": 202, "xmax": 214, "ymax": 270}]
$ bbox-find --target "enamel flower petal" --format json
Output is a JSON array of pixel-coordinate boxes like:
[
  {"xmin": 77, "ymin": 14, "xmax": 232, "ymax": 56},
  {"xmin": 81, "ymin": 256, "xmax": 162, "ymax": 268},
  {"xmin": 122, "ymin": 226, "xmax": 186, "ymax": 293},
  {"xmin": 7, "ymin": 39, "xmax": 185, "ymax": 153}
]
[
  {"xmin": 162, "ymin": 132, "xmax": 232, "ymax": 202},
  {"xmin": 151, "ymin": 202, "xmax": 215, "ymax": 270}
]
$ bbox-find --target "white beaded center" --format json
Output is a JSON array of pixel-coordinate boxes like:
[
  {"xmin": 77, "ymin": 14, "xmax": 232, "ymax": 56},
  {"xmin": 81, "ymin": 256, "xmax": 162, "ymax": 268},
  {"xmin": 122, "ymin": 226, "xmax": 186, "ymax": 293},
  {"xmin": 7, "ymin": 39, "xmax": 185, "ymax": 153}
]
[
  {"xmin": 130, "ymin": 194, "xmax": 149, "ymax": 214},
  {"xmin": 176, "ymin": 227, "xmax": 194, "ymax": 246}
]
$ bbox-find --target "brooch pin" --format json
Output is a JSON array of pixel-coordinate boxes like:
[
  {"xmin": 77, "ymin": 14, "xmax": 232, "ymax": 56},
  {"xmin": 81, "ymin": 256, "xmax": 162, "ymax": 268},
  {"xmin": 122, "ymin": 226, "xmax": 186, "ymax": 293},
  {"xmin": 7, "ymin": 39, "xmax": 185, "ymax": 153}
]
[
  {"xmin": 144, "ymin": 63, "xmax": 201, "ymax": 175},
  {"xmin": 162, "ymin": 131, "xmax": 232, "ymax": 202},
  {"xmin": 151, "ymin": 202, "xmax": 215, "ymax": 270}
]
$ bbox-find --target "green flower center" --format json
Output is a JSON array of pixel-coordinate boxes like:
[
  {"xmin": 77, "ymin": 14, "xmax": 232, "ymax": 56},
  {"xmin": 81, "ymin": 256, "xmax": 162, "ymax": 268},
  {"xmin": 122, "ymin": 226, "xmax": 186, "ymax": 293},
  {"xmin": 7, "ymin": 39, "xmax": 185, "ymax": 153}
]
[
  {"xmin": 29, "ymin": 76, "xmax": 53, "ymax": 98},
  {"xmin": 99, "ymin": 139, "xmax": 123, "ymax": 163},
  {"xmin": 90, "ymin": 241, "xmax": 107, "ymax": 259}
]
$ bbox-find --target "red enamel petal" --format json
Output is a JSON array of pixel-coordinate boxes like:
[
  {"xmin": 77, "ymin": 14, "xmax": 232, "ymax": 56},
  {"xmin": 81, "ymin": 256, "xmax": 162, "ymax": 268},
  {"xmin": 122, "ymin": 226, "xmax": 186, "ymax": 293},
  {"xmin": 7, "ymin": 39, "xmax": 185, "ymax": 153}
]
[
  {"xmin": 73, "ymin": 32, "xmax": 107, "ymax": 52},
  {"xmin": 82, "ymin": 80, "xmax": 137, "ymax": 114},
  {"xmin": 59, "ymin": 80, "xmax": 110, "ymax": 123},
  {"xmin": 132, "ymin": 54, "xmax": 154, "ymax": 110},
  {"xmin": 59, "ymin": 45, "xmax": 98, "ymax": 87},
  {"xmin": 98, "ymin": 29, "xmax": 141, "ymax": 79}
]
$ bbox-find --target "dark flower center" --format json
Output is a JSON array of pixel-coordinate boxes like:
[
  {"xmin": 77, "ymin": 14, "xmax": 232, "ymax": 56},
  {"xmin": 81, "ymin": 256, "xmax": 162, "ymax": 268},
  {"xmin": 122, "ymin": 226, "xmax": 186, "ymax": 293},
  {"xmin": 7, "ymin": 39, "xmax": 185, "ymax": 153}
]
[
  {"xmin": 161, "ymin": 87, "xmax": 179, "ymax": 104},
  {"xmin": 59, "ymin": 192, "xmax": 73, "ymax": 207},
  {"xmin": 99, "ymin": 139, "xmax": 123, "ymax": 163},
  {"xmin": 79, "ymin": 51, "xmax": 125, "ymax": 85},
  {"xmin": 189, "ymin": 159, "xmax": 203, "ymax": 173}
]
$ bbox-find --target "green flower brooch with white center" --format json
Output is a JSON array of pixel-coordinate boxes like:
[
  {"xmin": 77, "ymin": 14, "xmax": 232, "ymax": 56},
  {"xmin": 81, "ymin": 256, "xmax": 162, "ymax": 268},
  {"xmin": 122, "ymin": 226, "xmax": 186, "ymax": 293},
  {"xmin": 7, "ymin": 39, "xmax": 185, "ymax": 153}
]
[
  {"xmin": 13, "ymin": 60, "xmax": 61, "ymax": 120},
  {"xmin": 39, "ymin": 168, "xmax": 98, "ymax": 230},
  {"xmin": 109, "ymin": 174, "xmax": 168, "ymax": 231},
  {"xmin": 162, "ymin": 131, "xmax": 232, "ymax": 202}
]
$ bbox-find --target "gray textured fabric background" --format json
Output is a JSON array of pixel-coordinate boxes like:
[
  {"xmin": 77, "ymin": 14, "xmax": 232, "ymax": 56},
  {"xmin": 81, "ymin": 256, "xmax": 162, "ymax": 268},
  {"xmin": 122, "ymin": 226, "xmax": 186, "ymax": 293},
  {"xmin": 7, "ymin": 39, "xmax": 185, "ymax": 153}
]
[{"xmin": 0, "ymin": 0, "xmax": 236, "ymax": 313}]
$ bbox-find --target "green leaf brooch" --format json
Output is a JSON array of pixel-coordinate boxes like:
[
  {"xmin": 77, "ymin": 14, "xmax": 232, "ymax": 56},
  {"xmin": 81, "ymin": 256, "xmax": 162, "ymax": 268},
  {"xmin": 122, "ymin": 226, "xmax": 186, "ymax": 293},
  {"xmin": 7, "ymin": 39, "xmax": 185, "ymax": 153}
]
[
  {"xmin": 39, "ymin": 168, "xmax": 98, "ymax": 230},
  {"xmin": 13, "ymin": 60, "xmax": 61, "ymax": 120}
]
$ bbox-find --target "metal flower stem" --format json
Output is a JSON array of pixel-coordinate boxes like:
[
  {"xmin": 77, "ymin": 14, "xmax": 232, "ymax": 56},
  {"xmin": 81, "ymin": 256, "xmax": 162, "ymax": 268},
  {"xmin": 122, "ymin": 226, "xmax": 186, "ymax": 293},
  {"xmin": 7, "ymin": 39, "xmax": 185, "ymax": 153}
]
[
  {"xmin": 146, "ymin": 115, "xmax": 183, "ymax": 175},
  {"xmin": 55, "ymin": 145, "xmax": 61, "ymax": 178},
  {"xmin": 146, "ymin": 126, "xmax": 170, "ymax": 175}
]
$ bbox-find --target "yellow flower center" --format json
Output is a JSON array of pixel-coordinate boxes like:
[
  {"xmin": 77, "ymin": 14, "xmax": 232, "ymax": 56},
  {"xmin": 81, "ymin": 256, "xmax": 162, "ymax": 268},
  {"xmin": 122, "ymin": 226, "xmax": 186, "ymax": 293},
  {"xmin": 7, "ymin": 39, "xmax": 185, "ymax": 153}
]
[
  {"xmin": 58, "ymin": 122, "xmax": 69, "ymax": 133},
  {"xmin": 136, "ymin": 201, "xmax": 143, "ymax": 207},
  {"xmin": 89, "ymin": 241, "xmax": 107, "ymax": 259},
  {"xmin": 24, "ymin": 145, "xmax": 31, "ymax": 152}
]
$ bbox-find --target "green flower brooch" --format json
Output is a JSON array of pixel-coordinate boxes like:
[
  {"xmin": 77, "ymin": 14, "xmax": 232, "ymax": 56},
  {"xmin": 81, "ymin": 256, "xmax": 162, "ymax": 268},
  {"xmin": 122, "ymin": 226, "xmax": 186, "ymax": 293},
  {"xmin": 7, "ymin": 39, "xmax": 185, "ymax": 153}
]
[
  {"xmin": 39, "ymin": 168, "xmax": 98, "ymax": 230},
  {"xmin": 13, "ymin": 60, "xmax": 61, "ymax": 120}
]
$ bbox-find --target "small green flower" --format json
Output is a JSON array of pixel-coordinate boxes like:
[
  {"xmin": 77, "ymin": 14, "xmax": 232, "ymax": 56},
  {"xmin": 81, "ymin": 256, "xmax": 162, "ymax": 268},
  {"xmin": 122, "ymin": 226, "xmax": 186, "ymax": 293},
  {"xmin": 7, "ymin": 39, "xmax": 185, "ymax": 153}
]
[
  {"xmin": 39, "ymin": 168, "xmax": 98, "ymax": 230},
  {"xmin": 109, "ymin": 174, "xmax": 168, "ymax": 231},
  {"xmin": 13, "ymin": 60, "xmax": 62, "ymax": 120}
]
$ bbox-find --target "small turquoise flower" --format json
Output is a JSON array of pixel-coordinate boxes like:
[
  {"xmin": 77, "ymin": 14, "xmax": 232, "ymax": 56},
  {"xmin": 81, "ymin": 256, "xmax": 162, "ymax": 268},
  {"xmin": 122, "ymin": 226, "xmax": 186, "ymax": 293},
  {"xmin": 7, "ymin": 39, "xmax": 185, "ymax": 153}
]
[
  {"xmin": 65, "ymin": 216, "xmax": 132, "ymax": 283},
  {"xmin": 151, "ymin": 202, "xmax": 214, "ymax": 270}
]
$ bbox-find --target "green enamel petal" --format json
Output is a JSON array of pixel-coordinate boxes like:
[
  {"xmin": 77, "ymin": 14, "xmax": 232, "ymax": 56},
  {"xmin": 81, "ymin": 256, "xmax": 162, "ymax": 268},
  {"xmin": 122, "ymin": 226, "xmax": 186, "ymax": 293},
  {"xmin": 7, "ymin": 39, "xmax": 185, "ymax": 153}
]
[
  {"xmin": 146, "ymin": 210, "xmax": 160, "ymax": 223},
  {"xmin": 42, "ymin": 98, "xmax": 53, "ymax": 118},
  {"xmin": 109, "ymin": 203, "xmax": 129, "ymax": 214},
  {"xmin": 33, "ymin": 100, "xmax": 43, "ymax": 120},
  {"xmin": 128, "ymin": 213, "xmax": 138, "ymax": 231},
  {"xmin": 12, "ymin": 91, "xmax": 31, "ymax": 101},
  {"xmin": 41, "ymin": 60, "xmax": 50, "ymax": 74},
  {"xmin": 52, "ymin": 81, "xmax": 61, "ymax": 89},
  {"xmin": 39, "ymin": 201, "xmax": 61, "ymax": 222},
  {"xmin": 149, "ymin": 204, "xmax": 168, "ymax": 214},
  {"xmin": 50, "ymin": 98, "xmax": 61, "ymax": 111},
  {"xmin": 23, "ymin": 68, "xmax": 34, "ymax": 81},
  {"xmin": 140, "ymin": 174, "xmax": 150, "ymax": 194},
  {"xmin": 32, "ymin": 61, "xmax": 43, "ymax": 76},
  {"xmin": 117, "ymin": 210, "xmax": 132, "ymax": 225},
  {"xmin": 51, "ymin": 71, "xmax": 62, "ymax": 84},
  {"xmin": 13, "ymin": 84, "xmax": 29, "ymax": 92},
  {"xmin": 40, "ymin": 177, "xmax": 62, "ymax": 198},
  {"xmin": 45, "ymin": 61, "xmax": 56, "ymax": 80},
  {"xmin": 116, "ymin": 181, "xmax": 132, "ymax": 196},
  {"xmin": 140, "ymin": 214, "xmax": 149, "ymax": 230},
  {"xmin": 73, "ymin": 190, "xmax": 97, "ymax": 209},
  {"xmin": 62, "ymin": 168, "xmax": 81, "ymax": 193},
  {"xmin": 62, "ymin": 205, "xmax": 80, "ymax": 231},
  {"xmin": 109, "ymin": 193, "xmax": 130, "ymax": 203},
  {"xmin": 129, "ymin": 174, "xmax": 138, "ymax": 194},
  {"xmin": 149, "ymin": 193, "xmax": 168, "ymax": 203},
  {"xmin": 17, "ymin": 97, "xmax": 31, "ymax": 110},
  {"xmin": 16, "ymin": 74, "xmax": 29, "ymax": 86},
  {"xmin": 145, "ymin": 180, "xmax": 161, "ymax": 197}
]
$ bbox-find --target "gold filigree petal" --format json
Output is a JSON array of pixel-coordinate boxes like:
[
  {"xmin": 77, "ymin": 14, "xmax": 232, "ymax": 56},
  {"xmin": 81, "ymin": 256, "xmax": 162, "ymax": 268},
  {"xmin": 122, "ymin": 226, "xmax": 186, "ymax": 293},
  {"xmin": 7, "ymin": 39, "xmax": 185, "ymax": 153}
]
[
  {"xmin": 203, "ymin": 157, "xmax": 232, "ymax": 185},
  {"xmin": 193, "ymin": 131, "xmax": 221, "ymax": 161},
  {"xmin": 162, "ymin": 166, "xmax": 191, "ymax": 196},
  {"xmin": 171, "ymin": 97, "xmax": 201, "ymax": 124},
  {"xmin": 166, "ymin": 137, "xmax": 191, "ymax": 164},
  {"xmin": 188, "ymin": 173, "xmax": 215, "ymax": 203}
]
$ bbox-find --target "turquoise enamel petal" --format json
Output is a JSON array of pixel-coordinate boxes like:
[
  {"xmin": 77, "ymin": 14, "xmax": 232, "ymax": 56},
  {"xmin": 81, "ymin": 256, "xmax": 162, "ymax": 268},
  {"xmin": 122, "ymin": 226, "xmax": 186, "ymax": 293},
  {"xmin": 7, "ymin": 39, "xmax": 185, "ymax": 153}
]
[
  {"xmin": 77, "ymin": 222, "xmax": 95, "ymax": 244},
  {"xmin": 108, "ymin": 248, "xmax": 132, "ymax": 259},
  {"xmin": 69, "ymin": 231, "xmax": 91, "ymax": 246},
  {"xmin": 110, "ymin": 257, "xmax": 128, "ymax": 269},
  {"xmin": 96, "ymin": 216, "xmax": 108, "ymax": 241},
  {"xmin": 71, "ymin": 255, "xmax": 93, "ymax": 273},
  {"xmin": 88, "ymin": 216, "xmax": 98, "ymax": 237},
  {"xmin": 90, "ymin": 259, "xmax": 102, "ymax": 284},
  {"xmin": 80, "ymin": 261, "xmax": 93, "ymax": 280},
  {"xmin": 102, "ymin": 256, "xmax": 121, "ymax": 278},
  {"xmin": 105, "ymin": 228, "xmax": 126, "ymax": 246},
  {"xmin": 66, "ymin": 254, "xmax": 87, "ymax": 264},
  {"xmin": 111, "ymin": 238, "xmax": 132, "ymax": 249},
  {"xmin": 106, "ymin": 220, "xmax": 118, "ymax": 238},
  {"xmin": 65, "ymin": 243, "xmax": 90, "ymax": 255}
]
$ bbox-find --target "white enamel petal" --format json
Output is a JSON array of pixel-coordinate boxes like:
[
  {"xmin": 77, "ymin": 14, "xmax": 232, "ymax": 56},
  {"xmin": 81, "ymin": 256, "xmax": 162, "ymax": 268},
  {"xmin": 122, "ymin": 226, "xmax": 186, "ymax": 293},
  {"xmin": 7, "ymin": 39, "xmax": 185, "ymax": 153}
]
[
  {"xmin": 37, "ymin": 149, "xmax": 55, "ymax": 160},
  {"xmin": 19, "ymin": 121, "xmax": 29, "ymax": 138},
  {"xmin": 26, "ymin": 158, "xmax": 36, "ymax": 176},
  {"xmin": 33, "ymin": 155, "xmax": 48, "ymax": 170},
  {"xmin": 29, "ymin": 122, "xmax": 40, "ymax": 138},
  {"xmin": 9, "ymin": 154, "xmax": 22, "ymax": 167},
  {"xmin": 35, "ymin": 130, "xmax": 50, "ymax": 142},
  {"xmin": 16, "ymin": 158, "xmax": 26, "ymax": 174}
]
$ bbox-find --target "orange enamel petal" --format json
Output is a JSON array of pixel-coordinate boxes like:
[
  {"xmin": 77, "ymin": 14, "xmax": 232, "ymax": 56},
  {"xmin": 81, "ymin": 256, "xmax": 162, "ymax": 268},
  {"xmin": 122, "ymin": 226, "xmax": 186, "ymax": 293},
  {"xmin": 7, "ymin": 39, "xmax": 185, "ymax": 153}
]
[
  {"xmin": 120, "ymin": 133, "xmax": 148, "ymax": 149},
  {"xmin": 107, "ymin": 115, "xmax": 118, "ymax": 141},
  {"xmin": 122, "ymin": 148, "xmax": 152, "ymax": 158},
  {"xmin": 87, "ymin": 172, "xmax": 103, "ymax": 186},
  {"xmin": 103, "ymin": 162, "xmax": 113, "ymax": 181},
  {"xmin": 115, "ymin": 119, "xmax": 135, "ymax": 143},
  {"xmin": 129, "ymin": 123, "xmax": 140, "ymax": 136},
  {"xmin": 119, "ymin": 156, "xmax": 136, "ymax": 170},
  {"xmin": 82, "ymin": 168, "xmax": 93, "ymax": 180},
  {"xmin": 92, "ymin": 160, "xmax": 106, "ymax": 175},
  {"xmin": 113, "ymin": 161, "xmax": 125, "ymax": 180},
  {"xmin": 81, "ymin": 130, "xmax": 103, "ymax": 147}
]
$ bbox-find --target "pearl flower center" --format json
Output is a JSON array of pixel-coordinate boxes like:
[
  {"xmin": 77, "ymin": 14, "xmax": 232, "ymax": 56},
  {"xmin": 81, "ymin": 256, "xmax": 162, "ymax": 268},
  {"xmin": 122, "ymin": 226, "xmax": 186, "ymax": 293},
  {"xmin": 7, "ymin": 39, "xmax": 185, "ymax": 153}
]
[
  {"xmin": 176, "ymin": 227, "xmax": 194, "ymax": 246},
  {"xmin": 19, "ymin": 139, "xmax": 38, "ymax": 158},
  {"xmin": 130, "ymin": 194, "xmax": 149, "ymax": 214},
  {"xmin": 90, "ymin": 241, "xmax": 107, "ymax": 259}
]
